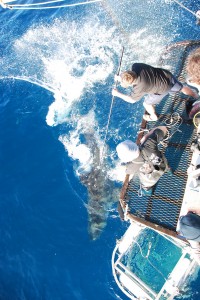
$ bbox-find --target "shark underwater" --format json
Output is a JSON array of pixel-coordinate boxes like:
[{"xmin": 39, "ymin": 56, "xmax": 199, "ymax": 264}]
[{"xmin": 77, "ymin": 133, "xmax": 119, "ymax": 240}]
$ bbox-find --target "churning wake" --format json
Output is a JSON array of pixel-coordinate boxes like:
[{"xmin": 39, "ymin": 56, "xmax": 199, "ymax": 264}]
[{"xmin": 0, "ymin": 5, "xmax": 172, "ymax": 238}]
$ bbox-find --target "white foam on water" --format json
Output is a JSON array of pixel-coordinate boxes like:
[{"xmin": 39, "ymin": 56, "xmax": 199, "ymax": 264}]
[
  {"xmin": 0, "ymin": 12, "xmax": 171, "ymax": 128},
  {"xmin": 117, "ymin": 28, "xmax": 171, "ymax": 70},
  {"xmin": 45, "ymin": 91, "xmax": 72, "ymax": 126},
  {"xmin": 128, "ymin": 29, "xmax": 170, "ymax": 64},
  {"xmin": 10, "ymin": 18, "xmax": 121, "ymax": 126},
  {"xmin": 72, "ymin": 144, "xmax": 93, "ymax": 176},
  {"xmin": 0, "ymin": 10, "xmax": 174, "ymax": 241},
  {"xmin": 107, "ymin": 162, "xmax": 127, "ymax": 182},
  {"xmin": 59, "ymin": 110, "xmax": 102, "ymax": 175},
  {"xmin": 72, "ymin": 144, "xmax": 92, "ymax": 163}
]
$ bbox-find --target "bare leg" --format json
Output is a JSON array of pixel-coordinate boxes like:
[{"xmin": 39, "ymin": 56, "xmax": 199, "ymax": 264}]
[
  {"xmin": 143, "ymin": 102, "xmax": 158, "ymax": 121},
  {"xmin": 181, "ymin": 86, "xmax": 199, "ymax": 99}
]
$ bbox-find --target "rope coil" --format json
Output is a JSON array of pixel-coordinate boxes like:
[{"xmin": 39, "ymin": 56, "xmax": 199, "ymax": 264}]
[{"xmin": 160, "ymin": 112, "xmax": 183, "ymax": 147}]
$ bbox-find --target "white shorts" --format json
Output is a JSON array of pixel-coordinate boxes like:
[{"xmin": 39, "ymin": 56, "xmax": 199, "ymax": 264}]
[{"xmin": 144, "ymin": 77, "xmax": 183, "ymax": 105}]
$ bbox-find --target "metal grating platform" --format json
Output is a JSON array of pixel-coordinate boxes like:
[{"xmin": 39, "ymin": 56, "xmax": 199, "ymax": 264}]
[{"xmin": 121, "ymin": 41, "xmax": 200, "ymax": 236}]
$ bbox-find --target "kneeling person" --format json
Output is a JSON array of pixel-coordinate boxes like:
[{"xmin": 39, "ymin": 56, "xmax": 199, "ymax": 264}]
[{"xmin": 116, "ymin": 126, "xmax": 169, "ymax": 195}]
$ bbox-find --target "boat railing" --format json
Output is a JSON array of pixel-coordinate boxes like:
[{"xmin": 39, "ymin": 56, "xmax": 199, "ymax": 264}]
[
  {"xmin": 112, "ymin": 220, "xmax": 198, "ymax": 300},
  {"xmin": 112, "ymin": 243, "xmax": 156, "ymax": 300}
]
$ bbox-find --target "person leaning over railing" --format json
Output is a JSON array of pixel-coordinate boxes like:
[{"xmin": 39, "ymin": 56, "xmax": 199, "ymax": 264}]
[
  {"xmin": 112, "ymin": 63, "xmax": 198, "ymax": 122},
  {"xmin": 116, "ymin": 126, "xmax": 171, "ymax": 196}
]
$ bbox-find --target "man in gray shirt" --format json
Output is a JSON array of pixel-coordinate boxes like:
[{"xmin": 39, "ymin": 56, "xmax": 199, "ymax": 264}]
[{"xmin": 112, "ymin": 63, "xmax": 198, "ymax": 121}]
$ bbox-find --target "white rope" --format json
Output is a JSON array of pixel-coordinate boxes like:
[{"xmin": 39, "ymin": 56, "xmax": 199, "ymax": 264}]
[
  {"xmin": 3, "ymin": 0, "xmax": 17, "ymax": 3},
  {"xmin": 171, "ymin": 0, "xmax": 196, "ymax": 17},
  {"xmin": 4, "ymin": 0, "xmax": 101, "ymax": 9},
  {"xmin": 8, "ymin": 0, "xmax": 65, "ymax": 7},
  {"xmin": 160, "ymin": 112, "xmax": 183, "ymax": 147},
  {"xmin": 173, "ymin": 0, "xmax": 196, "ymax": 16}
]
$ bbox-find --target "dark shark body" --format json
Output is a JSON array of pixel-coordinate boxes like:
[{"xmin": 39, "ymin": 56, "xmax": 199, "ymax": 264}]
[{"xmin": 79, "ymin": 133, "xmax": 118, "ymax": 240}]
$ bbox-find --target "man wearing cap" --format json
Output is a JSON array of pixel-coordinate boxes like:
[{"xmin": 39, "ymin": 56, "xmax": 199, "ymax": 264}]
[
  {"xmin": 179, "ymin": 211, "xmax": 200, "ymax": 265},
  {"xmin": 116, "ymin": 126, "xmax": 169, "ymax": 195},
  {"xmin": 112, "ymin": 63, "xmax": 198, "ymax": 121}
]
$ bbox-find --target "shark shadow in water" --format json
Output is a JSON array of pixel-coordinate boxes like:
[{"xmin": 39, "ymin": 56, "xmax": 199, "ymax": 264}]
[{"xmin": 78, "ymin": 133, "xmax": 119, "ymax": 240}]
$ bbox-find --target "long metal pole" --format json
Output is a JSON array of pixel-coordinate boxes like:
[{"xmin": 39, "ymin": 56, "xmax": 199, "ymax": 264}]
[{"xmin": 100, "ymin": 46, "xmax": 124, "ymax": 164}]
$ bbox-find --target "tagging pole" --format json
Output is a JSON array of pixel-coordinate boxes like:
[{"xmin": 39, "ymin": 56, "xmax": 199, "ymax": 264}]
[{"xmin": 100, "ymin": 46, "xmax": 124, "ymax": 165}]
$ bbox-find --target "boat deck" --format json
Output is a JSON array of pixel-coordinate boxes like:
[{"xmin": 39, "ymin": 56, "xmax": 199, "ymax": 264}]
[{"xmin": 120, "ymin": 41, "xmax": 200, "ymax": 239}]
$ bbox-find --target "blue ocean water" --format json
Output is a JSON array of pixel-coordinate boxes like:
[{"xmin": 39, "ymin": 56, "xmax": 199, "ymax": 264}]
[{"xmin": 0, "ymin": 0, "xmax": 199, "ymax": 299}]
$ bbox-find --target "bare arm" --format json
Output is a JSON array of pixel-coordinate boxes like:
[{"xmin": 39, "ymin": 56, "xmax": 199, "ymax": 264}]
[
  {"xmin": 112, "ymin": 88, "xmax": 137, "ymax": 103},
  {"xmin": 140, "ymin": 126, "xmax": 168, "ymax": 144},
  {"xmin": 155, "ymin": 126, "xmax": 168, "ymax": 136}
]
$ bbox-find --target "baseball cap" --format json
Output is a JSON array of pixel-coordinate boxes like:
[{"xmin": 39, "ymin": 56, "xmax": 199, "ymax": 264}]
[{"xmin": 116, "ymin": 140, "xmax": 139, "ymax": 163}]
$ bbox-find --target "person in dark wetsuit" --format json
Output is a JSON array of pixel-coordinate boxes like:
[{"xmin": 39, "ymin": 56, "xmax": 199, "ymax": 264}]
[
  {"xmin": 116, "ymin": 126, "xmax": 170, "ymax": 195},
  {"xmin": 112, "ymin": 63, "xmax": 198, "ymax": 121}
]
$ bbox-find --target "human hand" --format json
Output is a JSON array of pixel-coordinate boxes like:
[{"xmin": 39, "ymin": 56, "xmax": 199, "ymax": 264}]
[
  {"xmin": 114, "ymin": 75, "xmax": 121, "ymax": 82},
  {"xmin": 112, "ymin": 88, "xmax": 119, "ymax": 97},
  {"xmin": 196, "ymin": 10, "xmax": 200, "ymax": 18}
]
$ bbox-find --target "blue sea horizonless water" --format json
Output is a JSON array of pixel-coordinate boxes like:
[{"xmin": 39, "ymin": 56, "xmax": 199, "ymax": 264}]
[{"xmin": 0, "ymin": 0, "xmax": 200, "ymax": 299}]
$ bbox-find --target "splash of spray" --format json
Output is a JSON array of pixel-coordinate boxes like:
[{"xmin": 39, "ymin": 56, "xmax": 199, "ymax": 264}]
[{"xmin": 0, "ymin": 11, "xmax": 172, "ymax": 239}]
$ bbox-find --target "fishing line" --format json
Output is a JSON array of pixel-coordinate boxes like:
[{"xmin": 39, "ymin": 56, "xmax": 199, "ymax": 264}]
[
  {"xmin": 1, "ymin": 0, "xmax": 101, "ymax": 9},
  {"xmin": 172, "ymin": 0, "xmax": 196, "ymax": 16},
  {"xmin": 0, "ymin": 75, "xmax": 56, "ymax": 94},
  {"xmin": 5, "ymin": 0, "xmax": 65, "ymax": 7},
  {"xmin": 166, "ymin": 0, "xmax": 197, "ymax": 17}
]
